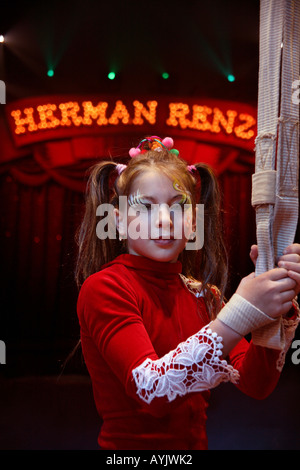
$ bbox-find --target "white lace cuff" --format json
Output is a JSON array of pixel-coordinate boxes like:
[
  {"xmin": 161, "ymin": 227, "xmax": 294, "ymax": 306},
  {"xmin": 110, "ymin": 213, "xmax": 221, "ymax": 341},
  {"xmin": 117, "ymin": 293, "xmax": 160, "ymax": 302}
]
[{"xmin": 131, "ymin": 324, "xmax": 239, "ymax": 404}]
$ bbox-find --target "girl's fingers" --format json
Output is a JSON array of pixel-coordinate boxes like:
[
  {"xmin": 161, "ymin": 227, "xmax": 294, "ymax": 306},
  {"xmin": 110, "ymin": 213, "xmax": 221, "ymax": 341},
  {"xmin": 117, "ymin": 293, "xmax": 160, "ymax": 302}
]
[
  {"xmin": 286, "ymin": 271, "xmax": 300, "ymax": 295},
  {"xmin": 264, "ymin": 267, "xmax": 289, "ymax": 280},
  {"xmin": 282, "ymin": 243, "xmax": 300, "ymax": 255},
  {"xmin": 281, "ymin": 301, "xmax": 294, "ymax": 314},
  {"xmin": 276, "ymin": 277, "xmax": 297, "ymax": 292},
  {"xmin": 249, "ymin": 245, "xmax": 258, "ymax": 266},
  {"xmin": 278, "ymin": 260, "xmax": 300, "ymax": 272},
  {"xmin": 278, "ymin": 254, "xmax": 300, "ymax": 264},
  {"xmin": 287, "ymin": 270, "xmax": 300, "ymax": 283},
  {"xmin": 277, "ymin": 246, "xmax": 300, "ymax": 295},
  {"xmin": 279, "ymin": 289, "xmax": 297, "ymax": 302}
]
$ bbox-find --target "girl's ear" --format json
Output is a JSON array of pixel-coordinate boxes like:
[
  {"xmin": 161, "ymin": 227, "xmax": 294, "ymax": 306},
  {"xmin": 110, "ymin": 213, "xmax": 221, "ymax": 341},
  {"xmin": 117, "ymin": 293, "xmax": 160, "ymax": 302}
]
[{"xmin": 114, "ymin": 207, "xmax": 126, "ymax": 239}]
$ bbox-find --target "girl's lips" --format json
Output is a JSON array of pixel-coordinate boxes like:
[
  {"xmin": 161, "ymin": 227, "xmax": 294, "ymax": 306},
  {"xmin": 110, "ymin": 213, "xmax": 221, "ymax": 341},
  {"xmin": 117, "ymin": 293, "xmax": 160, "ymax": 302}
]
[{"xmin": 153, "ymin": 238, "xmax": 175, "ymax": 245}]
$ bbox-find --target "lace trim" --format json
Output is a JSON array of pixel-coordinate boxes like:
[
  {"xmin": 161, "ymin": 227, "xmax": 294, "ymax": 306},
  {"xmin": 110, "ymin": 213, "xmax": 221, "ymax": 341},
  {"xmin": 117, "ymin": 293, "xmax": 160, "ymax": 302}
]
[
  {"xmin": 132, "ymin": 324, "xmax": 240, "ymax": 404},
  {"xmin": 276, "ymin": 299, "xmax": 300, "ymax": 371}
]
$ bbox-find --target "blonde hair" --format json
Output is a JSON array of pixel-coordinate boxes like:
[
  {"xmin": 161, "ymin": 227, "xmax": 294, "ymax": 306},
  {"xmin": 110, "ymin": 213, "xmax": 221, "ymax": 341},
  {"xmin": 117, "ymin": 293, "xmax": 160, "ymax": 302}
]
[{"xmin": 75, "ymin": 149, "xmax": 228, "ymax": 317}]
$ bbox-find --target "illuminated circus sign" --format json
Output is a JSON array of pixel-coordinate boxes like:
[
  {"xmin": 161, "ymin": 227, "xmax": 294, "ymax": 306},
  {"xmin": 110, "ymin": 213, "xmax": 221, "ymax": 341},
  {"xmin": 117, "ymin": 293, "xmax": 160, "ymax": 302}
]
[{"xmin": 5, "ymin": 96, "xmax": 257, "ymax": 151}]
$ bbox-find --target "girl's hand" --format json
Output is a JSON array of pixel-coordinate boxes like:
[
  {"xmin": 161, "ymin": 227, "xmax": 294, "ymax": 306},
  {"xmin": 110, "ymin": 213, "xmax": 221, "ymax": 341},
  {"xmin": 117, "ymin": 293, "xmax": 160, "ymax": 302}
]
[
  {"xmin": 277, "ymin": 243, "xmax": 300, "ymax": 296},
  {"xmin": 250, "ymin": 243, "xmax": 300, "ymax": 295},
  {"xmin": 236, "ymin": 268, "xmax": 296, "ymax": 319},
  {"xmin": 249, "ymin": 244, "xmax": 259, "ymax": 267}
]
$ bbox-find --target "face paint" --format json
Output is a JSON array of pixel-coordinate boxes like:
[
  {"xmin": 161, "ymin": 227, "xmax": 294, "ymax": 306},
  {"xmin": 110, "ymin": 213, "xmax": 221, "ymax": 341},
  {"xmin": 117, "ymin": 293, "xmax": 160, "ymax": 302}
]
[
  {"xmin": 171, "ymin": 179, "xmax": 194, "ymax": 239},
  {"xmin": 172, "ymin": 179, "xmax": 192, "ymax": 205},
  {"xmin": 125, "ymin": 170, "xmax": 195, "ymax": 263},
  {"xmin": 128, "ymin": 189, "xmax": 147, "ymax": 208}
]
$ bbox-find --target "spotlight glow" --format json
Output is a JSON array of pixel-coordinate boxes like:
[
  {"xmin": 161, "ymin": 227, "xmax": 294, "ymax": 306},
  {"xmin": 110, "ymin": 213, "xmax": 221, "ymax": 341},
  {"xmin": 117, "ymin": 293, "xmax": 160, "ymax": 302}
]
[
  {"xmin": 227, "ymin": 74, "xmax": 235, "ymax": 82},
  {"xmin": 47, "ymin": 69, "xmax": 54, "ymax": 77},
  {"xmin": 0, "ymin": 35, "xmax": 4, "ymax": 43},
  {"xmin": 108, "ymin": 72, "xmax": 116, "ymax": 80},
  {"xmin": 162, "ymin": 72, "xmax": 169, "ymax": 79}
]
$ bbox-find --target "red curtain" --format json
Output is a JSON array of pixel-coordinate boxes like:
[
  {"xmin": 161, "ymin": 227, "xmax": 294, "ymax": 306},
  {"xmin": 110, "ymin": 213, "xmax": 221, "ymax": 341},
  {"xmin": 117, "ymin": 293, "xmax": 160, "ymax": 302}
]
[{"xmin": 0, "ymin": 156, "xmax": 88, "ymax": 375}]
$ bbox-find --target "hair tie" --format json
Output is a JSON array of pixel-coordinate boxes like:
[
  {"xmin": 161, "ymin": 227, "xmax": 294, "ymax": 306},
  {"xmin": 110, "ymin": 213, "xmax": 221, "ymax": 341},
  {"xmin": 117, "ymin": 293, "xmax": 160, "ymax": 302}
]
[
  {"xmin": 129, "ymin": 136, "xmax": 179, "ymax": 157},
  {"xmin": 116, "ymin": 163, "xmax": 127, "ymax": 175},
  {"xmin": 187, "ymin": 165, "xmax": 197, "ymax": 173}
]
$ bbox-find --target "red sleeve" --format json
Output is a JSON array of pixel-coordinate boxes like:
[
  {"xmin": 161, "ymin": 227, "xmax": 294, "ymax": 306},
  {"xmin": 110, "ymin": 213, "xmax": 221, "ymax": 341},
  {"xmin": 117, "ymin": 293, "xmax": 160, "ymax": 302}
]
[
  {"xmin": 228, "ymin": 338, "xmax": 281, "ymax": 400},
  {"xmin": 78, "ymin": 271, "xmax": 188, "ymax": 416},
  {"xmin": 78, "ymin": 271, "xmax": 159, "ymax": 386}
]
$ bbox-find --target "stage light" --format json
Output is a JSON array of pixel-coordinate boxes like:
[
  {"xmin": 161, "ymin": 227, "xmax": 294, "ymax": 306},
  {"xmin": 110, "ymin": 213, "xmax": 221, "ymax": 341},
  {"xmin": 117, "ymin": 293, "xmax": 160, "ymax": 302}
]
[
  {"xmin": 47, "ymin": 69, "xmax": 54, "ymax": 77},
  {"xmin": 108, "ymin": 72, "xmax": 116, "ymax": 80},
  {"xmin": 162, "ymin": 72, "xmax": 169, "ymax": 79},
  {"xmin": 0, "ymin": 35, "xmax": 4, "ymax": 43},
  {"xmin": 227, "ymin": 74, "xmax": 235, "ymax": 82}
]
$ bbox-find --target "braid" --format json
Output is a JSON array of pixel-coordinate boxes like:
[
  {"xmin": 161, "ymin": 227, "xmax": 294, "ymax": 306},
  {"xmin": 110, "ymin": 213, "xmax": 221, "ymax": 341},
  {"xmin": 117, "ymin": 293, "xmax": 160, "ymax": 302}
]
[
  {"xmin": 75, "ymin": 161, "xmax": 125, "ymax": 288},
  {"xmin": 191, "ymin": 163, "xmax": 228, "ymax": 316}
]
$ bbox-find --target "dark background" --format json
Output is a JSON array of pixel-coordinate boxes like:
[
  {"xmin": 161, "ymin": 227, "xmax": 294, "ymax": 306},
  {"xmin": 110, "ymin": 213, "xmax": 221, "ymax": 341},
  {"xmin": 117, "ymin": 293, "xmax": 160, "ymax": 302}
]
[
  {"xmin": 0, "ymin": 0, "xmax": 299, "ymax": 450},
  {"xmin": 0, "ymin": 0, "xmax": 259, "ymax": 103}
]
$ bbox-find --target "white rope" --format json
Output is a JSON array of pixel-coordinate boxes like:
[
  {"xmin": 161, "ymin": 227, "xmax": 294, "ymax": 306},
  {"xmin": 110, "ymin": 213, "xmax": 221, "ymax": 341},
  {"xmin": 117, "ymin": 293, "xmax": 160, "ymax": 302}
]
[{"xmin": 252, "ymin": 0, "xmax": 300, "ymax": 350}]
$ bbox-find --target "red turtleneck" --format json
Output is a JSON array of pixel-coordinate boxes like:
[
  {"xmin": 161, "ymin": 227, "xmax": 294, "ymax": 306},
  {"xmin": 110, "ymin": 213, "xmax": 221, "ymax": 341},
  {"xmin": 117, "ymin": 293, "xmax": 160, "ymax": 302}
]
[{"xmin": 77, "ymin": 254, "xmax": 282, "ymax": 450}]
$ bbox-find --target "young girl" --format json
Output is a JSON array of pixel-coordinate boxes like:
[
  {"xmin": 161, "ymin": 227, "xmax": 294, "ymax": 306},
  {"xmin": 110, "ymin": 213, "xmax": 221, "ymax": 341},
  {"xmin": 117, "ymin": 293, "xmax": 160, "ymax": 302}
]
[{"xmin": 76, "ymin": 136, "xmax": 300, "ymax": 450}]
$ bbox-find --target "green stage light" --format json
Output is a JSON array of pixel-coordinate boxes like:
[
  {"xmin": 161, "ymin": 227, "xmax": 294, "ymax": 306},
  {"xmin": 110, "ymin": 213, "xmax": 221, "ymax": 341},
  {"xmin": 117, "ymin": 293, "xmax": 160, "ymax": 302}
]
[
  {"xmin": 108, "ymin": 72, "xmax": 116, "ymax": 80},
  {"xmin": 47, "ymin": 69, "xmax": 54, "ymax": 77},
  {"xmin": 162, "ymin": 72, "xmax": 169, "ymax": 79},
  {"xmin": 227, "ymin": 74, "xmax": 235, "ymax": 82}
]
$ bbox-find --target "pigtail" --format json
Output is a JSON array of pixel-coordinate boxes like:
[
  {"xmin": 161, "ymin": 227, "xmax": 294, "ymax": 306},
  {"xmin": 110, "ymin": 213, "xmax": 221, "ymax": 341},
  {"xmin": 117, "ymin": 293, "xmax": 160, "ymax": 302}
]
[
  {"xmin": 187, "ymin": 163, "xmax": 228, "ymax": 317},
  {"xmin": 75, "ymin": 161, "xmax": 123, "ymax": 288}
]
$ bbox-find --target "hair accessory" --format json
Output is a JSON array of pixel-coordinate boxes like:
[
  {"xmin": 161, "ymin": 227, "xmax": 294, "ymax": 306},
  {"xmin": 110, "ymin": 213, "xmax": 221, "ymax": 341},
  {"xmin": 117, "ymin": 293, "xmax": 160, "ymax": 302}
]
[
  {"xmin": 161, "ymin": 137, "xmax": 174, "ymax": 149},
  {"xmin": 116, "ymin": 163, "xmax": 127, "ymax": 175},
  {"xmin": 129, "ymin": 136, "xmax": 179, "ymax": 157},
  {"xmin": 129, "ymin": 148, "xmax": 141, "ymax": 158},
  {"xmin": 187, "ymin": 165, "xmax": 197, "ymax": 173}
]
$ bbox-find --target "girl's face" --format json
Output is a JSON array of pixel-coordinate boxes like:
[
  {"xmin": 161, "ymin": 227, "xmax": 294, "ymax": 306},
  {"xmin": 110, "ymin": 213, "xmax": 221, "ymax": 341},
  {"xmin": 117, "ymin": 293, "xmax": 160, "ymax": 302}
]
[{"xmin": 115, "ymin": 170, "xmax": 195, "ymax": 263}]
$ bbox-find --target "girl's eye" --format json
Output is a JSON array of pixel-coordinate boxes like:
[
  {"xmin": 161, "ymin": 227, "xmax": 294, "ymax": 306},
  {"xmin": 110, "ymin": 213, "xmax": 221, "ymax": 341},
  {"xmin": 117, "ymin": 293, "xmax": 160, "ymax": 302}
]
[
  {"xmin": 170, "ymin": 202, "xmax": 186, "ymax": 212},
  {"xmin": 170, "ymin": 196, "xmax": 191, "ymax": 211},
  {"xmin": 138, "ymin": 203, "xmax": 152, "ymax": 212},
  {"xmin": 129, "ymin": 202, "xmax": 152, "ymax": 212}
]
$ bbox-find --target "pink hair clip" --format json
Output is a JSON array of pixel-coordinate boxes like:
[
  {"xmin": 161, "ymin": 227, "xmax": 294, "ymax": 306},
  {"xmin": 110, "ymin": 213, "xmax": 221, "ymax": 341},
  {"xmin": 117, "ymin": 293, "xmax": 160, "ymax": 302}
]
[
  {"xmin": 129, "ymin": 147, "xmax": 141, "ymax": 158},
  {"xmin": 187, "ymin": 165, "xmax": 197, "ymax": 173},
  {"xmin": 116, "ymin": 163, "xmax": 127, "ymax": 175}
]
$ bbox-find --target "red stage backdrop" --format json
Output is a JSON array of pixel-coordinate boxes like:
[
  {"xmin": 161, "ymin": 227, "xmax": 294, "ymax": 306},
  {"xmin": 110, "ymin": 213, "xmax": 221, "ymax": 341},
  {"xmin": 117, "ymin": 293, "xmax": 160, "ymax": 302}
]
[{"xmin": 0, "ymin": 95, "xmax": 257, "ymax": 375}]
